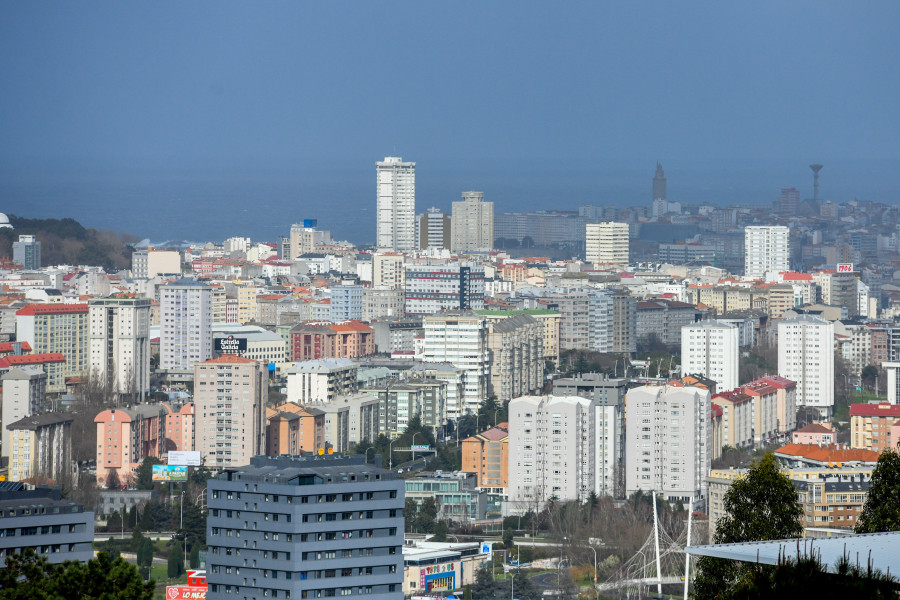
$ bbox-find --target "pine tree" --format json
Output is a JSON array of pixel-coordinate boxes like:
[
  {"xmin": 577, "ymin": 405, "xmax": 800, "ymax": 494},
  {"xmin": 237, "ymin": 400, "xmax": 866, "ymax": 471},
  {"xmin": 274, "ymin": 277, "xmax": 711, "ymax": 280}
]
[
  {"xmin": 693, "ymin": 453, "xmax": 803, "ymax": 600},
  {"xmin": 189, "ymin": 544, "xmax": 201, "ymax": 569},
  {"xmin": 855, "ymin": 445, "xmax": 900, "ymax": 533},
  {"xmin": 168, "ymin": 544, "xmax": 184, "ymax": 578}
]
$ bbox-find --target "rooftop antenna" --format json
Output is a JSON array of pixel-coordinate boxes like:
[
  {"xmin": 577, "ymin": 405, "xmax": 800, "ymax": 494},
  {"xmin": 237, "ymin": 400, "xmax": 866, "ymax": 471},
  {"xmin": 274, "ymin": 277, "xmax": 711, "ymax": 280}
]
[{"xmin": 809, "ymin": 164, "xmax": 823, "ymax": 201}]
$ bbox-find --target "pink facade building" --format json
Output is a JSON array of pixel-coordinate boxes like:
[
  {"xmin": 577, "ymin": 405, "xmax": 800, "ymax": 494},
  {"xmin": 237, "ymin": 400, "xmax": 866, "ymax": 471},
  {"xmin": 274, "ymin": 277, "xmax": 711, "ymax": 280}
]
[
  {"xmin": 163, "ymin": 402, "xmax": 195, "ymax": 453},
  {"xmin": 94, "ymin": 404, "xmax": 166, "ymax": 486},
  {"xmin": 792, "ymin": 423, "xmax": 835, "ymax": 445}
]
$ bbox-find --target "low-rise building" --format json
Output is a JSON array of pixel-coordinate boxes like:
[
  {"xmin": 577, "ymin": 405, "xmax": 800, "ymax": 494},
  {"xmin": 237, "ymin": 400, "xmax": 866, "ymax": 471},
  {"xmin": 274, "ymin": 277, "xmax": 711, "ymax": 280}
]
[
  {"xmin": 404, "ymin": 471, "xmax": 487, "ymax": 521},
  {"xmin": 266, "ymin": 402, "xmax": 325, "ymax": 456},
  {"xmin": 792, "ymin": 423, "xmax": 835, "ymax": 445},
  {"xmin": 94, "ymin": 404, "xmax": 166, "ymax": 487},
  {"xmin": 402, "ymin": 541, "xmax": 485, "ymax": 596}
]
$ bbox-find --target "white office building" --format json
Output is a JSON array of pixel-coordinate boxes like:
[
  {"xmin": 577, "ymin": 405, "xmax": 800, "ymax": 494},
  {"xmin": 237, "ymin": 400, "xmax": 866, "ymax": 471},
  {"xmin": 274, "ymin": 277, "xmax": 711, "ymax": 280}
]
[
  {"xmin": 681, "ymin": 321, "xmax": 740, "ymax": 392},
  {"xmin": 777, "ymin": 315, "xmax": 835, "ymax": 418},
  {"xmin": 89, "ymin": 296, "xmax": 152, "ymax": 396},
  {"xmin": 744, "ymin": 225, "xmax": 790, "ymax": 279},
  {"xmin": 376, "ymin": 156, "xmax": 416, "ymax": 252},
  {"xmin": 507, "ymin": 395, "xmax": 598, "ymax": 513},
  {"xmin": 625, "ymin": 385, "xmax": 711, "ymax": 506},
  {"xmin": 585, "ymin": 222, "xmax": 630, "ymax": 267},
  {"xmin": 422, "ymin": 310, "xmax": 489, "ymax": 418},
  {"xmin": 160, "ymin": 278, "xmax": 213, "ymax": 372},
  {"xmin": 451, "ymin": 191, "xmax": 494, "ymax": 253}
]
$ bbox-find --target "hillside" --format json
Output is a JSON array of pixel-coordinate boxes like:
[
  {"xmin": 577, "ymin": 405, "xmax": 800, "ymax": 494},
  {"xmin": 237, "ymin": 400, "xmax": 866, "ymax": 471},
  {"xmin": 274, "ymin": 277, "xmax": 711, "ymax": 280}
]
[{"xmin": 0, "ymin": 216, "xmax": 138, "ymax": 271}]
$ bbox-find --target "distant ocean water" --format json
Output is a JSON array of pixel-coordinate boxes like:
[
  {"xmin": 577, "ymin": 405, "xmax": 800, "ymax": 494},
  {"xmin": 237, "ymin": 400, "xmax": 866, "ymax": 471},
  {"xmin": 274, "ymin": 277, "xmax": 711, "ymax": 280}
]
[{"xmin": 2, "ymin": 158, "xmax": 898, "ymax": 246}]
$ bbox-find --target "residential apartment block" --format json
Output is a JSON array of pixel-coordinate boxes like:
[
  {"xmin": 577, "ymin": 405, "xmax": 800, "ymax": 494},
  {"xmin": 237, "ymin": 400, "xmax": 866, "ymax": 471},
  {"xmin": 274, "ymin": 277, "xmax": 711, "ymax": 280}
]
[
  {"xmin": 94, "ymin": 404, "xmax": 166, "ymax": 486},
  {"xmin": 286, "ymin": 358, "xmax": 358, "ymax": 405},
  {"xmin": 849, "ymin": 402, "xmax": 900, "ymax": 453},
  {"xmin": 461, "ymin": 425, "xmax": 508, "ymax": 491},
  {"xmin": 376, "ymin": 156, "xmax": 416, "ymax": 253},
  {"xmin": 15, "ymin": 303, "xmax": 89, "ymax": 392},
  {"xmin": 451, "ymin": 191, "xmax": 493, "ymax": 253},
  {"xmin": 625, "ymin": 385, "xmax": 711, "ymax": 505},
  {"xmin": 585, "ymin": 222, "xmax": 629, "ymax": 267},
  {"xmin": 422, "ymin": 311, "xmax": 489, "ymax": 418},
  {"xmin": 193, "ymin": 355, "xmax": 267, "ymax": 470},
  {"xmin": 681, "ymin": 321, "xmax": 739, "ymax": 393},
  {"xmin": 89, "ymin": 296, "xmax": 151, "ymax": 396},
  {"xmin": 744, "ymin": 225, "xmax": 790, "ymax": 279},
  {"xmin": 404, "ymin": 263, "xmax": 485, "ymax": 316},
  {"xmin": 206, "ymin": 454, "xmax": 405, "ymax": 600},
  {"xmin": 160, "ymin": 278, "xmax": 213, "ymax": 372},
  {"xmin": 6, "ymin": 413, "xmax": 73, "ymax": 484},
  {"xmin": 778, "ymin": 315, "xmax": 835, "ymax": 418}
]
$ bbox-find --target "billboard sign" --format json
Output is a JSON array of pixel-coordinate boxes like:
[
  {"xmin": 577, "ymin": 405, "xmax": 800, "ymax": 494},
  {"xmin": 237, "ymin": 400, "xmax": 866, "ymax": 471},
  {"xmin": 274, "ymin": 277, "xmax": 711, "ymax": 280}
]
[
  {"xmin": 165, "ymin": 586, "xmax": 206, "ymax": 600},
  {"xmin": 215, "ymin": 335, "xmax": 247, "ymax": 354},
  {"xmin": 152, "ymin": 465, "xmax": 188, "ymax": 482},
  {"xmin": 411, "ymin": 445, "xmax": 430, "ymax": 451},
  {"xmin": 168, "ymin": 451, "xmax": 201, "ymax": 467},
  {"xmin": 836, "ymin": 263, "xmax": 854, "ymax": 273}
]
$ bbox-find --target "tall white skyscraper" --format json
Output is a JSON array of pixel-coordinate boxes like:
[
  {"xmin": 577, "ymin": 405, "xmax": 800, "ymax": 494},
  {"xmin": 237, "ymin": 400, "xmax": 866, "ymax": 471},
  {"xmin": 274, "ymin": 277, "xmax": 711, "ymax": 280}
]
[
  {"xmin": 89, "ymin": 296, "xmax": 152, "ymax": 396},
  {"xmin": 451, "ymin": 191, "xmax": 494, "ymax": 252},
  {"xmin": 681, "ymin": 321, "xmax": 740, "ymax": 392},
  {"xmin": 160, "ymin": 278, "xmax": 213, "ymax": 372},
  {"xmin": 585, "ymin": 222, "xmax": 630, "ymax": 267},
  {"xmin": 778, "ymin": 314, "xmax": 835, "ymax": 418},
  {"xmin": 625, "ymin": 385, "xmax": 711, "ymax": 505},
  {"xmin": 744, "ymin": 225, "xmax": 790, "ymax": 279},
  {"xmin": 376, "ymin": 156, "xmax": 416, "ymax": 252}
]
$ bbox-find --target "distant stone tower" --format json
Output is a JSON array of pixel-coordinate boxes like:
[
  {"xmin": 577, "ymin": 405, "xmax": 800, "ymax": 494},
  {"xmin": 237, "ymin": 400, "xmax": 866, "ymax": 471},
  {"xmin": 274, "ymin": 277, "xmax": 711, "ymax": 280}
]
[{"xmin": 653, "ymin": 162, "xmax": 667, "ymax": 201}]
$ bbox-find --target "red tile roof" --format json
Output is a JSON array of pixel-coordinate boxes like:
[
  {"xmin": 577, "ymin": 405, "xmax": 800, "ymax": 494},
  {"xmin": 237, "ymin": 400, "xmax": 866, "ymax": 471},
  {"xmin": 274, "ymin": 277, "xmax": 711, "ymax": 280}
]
[
  {"xmin": 16, "ymin": 303, "xmax": 89, "ymax": 316},
  {"xmin": 775, "ymin": 443, "xmax": 880, "ymax": 464},
  {"xmin": 849, "ymin": 403, "xmax": 900, "ymax": 418},
  {"xmin": 0, "ymin": 353, "xmax": 66, "ymax": 368},
  {"xmin": 0, "ymin": 342, "xmax": 32, "ymax": 353},
  {"xmin": 794, "ymin": 423, "xmax": 833, "ymax": 434},
  {"xmin": 203, "ymin": 354, "xmax": 257, "ymax": 364}
]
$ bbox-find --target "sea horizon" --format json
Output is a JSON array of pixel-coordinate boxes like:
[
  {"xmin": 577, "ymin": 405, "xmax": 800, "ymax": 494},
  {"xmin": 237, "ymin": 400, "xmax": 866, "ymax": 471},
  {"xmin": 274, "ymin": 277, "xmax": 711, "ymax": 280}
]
[{"xmin": 3, "ymin": 157, "xmax": 898, "ymax": 247}]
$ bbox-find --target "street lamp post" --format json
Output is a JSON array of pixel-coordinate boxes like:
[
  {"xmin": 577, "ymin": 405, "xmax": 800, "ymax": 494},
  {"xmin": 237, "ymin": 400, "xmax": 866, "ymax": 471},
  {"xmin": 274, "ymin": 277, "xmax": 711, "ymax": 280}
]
[
  {"xmin": 494, "ymin": 409, "xmax": 500, "ymax": 427},
  {"xmin": 510, "ymin": 572, "xmax": 515, "ymax": 600},
  {"xmin": 475, "ymin": 413, "xmax": 482, "ymax": 435},
  {"xmin": 587, "ymin": 544, "xmax": 598, "ymax": 590}
]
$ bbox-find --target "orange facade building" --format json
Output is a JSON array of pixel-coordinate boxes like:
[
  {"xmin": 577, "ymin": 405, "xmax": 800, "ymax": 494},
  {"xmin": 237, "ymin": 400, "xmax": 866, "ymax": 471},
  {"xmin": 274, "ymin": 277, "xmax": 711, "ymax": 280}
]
[{"xmin": 461, "ymin": 425, "xmax": 508, "ymax": 490}]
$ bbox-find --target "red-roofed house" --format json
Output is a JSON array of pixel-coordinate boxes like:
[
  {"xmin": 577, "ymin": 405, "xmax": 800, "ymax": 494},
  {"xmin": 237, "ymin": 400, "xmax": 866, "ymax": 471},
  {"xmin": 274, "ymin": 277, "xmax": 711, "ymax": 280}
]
[
  {"xmin": 792, "ymin": 423, "xmax": 835, "ymax": 445},
  {"xmin": 850, "ymin": 403, "xmax": 900, "ymax": 452}
]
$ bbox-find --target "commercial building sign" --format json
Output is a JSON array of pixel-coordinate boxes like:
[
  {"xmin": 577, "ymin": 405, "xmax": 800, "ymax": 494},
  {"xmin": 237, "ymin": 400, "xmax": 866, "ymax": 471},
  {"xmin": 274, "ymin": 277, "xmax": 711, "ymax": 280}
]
[
  {"xmin": 152, "ymin": 465, "xmax": 188, "ymax": 482},
  {"xmin": 168, "ymin": 451, "xmax": 202, "ymax": 467},
  {"xmin": 166, "ymin": 587, "xmax": 206, "ymax": 600},
  {"xmin": 215, "ymin": 335, "xmax": 247, "ymax": 354},
  {"xmin": 836, "ymin": 263, "xmax": 854, "ymax": 273}
]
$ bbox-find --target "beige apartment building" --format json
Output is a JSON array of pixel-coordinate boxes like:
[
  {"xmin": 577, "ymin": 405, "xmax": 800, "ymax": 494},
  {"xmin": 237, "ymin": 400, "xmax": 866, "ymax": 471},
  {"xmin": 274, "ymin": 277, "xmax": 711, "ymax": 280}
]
[
  {"xmin": 478, "ymin": 309, "xmax": 560, "ymax": 361},
  {"xmin": 193, "ymin": 354, "xmax": 267, "ymax": 469},
  {"xmin": 485, "ymin": 313, "xmax": 544, "ymax": 401}
]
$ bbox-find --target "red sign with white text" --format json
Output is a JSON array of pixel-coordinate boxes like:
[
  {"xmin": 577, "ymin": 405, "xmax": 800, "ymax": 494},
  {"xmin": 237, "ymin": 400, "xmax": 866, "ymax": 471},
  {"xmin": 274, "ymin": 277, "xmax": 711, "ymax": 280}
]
[
  {"xmin": 166, "ymin": 586, "xmax": 207, "ymax": 600},
  {"xmin": 836, "ymin": 263, "xmax": 854, "ymax": 273}
]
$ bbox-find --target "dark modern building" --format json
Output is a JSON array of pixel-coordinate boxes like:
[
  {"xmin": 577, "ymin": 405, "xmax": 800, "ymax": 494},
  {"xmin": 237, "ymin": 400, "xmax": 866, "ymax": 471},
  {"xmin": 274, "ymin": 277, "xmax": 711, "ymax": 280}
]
[
  {"xmin": 206, "ymin": 454, "xmax": 405, "ymax": 600},
  {"xmin": 0, "ymin": 484, "xmax": 95, "ymax": 565}
]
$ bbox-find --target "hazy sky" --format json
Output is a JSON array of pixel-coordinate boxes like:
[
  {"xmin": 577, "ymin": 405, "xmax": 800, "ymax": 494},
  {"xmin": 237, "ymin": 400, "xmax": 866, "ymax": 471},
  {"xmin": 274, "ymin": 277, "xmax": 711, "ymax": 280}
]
[{"xmin": 2, "ymin": 2, "xmax": 899, "ymax": 170}]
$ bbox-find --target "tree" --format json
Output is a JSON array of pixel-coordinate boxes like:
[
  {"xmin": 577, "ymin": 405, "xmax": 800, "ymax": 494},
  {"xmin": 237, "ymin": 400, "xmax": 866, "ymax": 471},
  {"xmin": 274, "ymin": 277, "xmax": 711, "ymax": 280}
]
[
  {"xmin": 135, "ymin": 457, "xmax": 162, "ymax": 490},
  {"xmin": 189, "ymin": 544, "xmax": 201, "ymax": 569},
  {"xmin": 137, "ymin": 536, "xmax": 154, "ymax": 580},
  {"xmin": 693, "ymin": 453, "xmax": 803, "ymax": 600},
  {"xmin": 503, "ymin": 527, "xmax": 515, "ymax": 550},
  {"xmin": 0, "ymin": 549, "xmax": 154, "ymax": 599},
  {"xmin": 470, "ymin": 565, "xmax": 498, "ymax": 600},
  {"xmin": 861, "ymin": 365, "xmax": 880, "ymax": 391},
  {"xmin": 432, "ymin": 520, "xmax": 448, "ymax": 542},
  {"xmin": 105, "ymin": 468, "xmax": 121, "ymax": 490},
  {"xmin": 168, "ymin": 543, "xmax": 185, "ymax": 578},
  {"xmin": 106, "ymin": 508, "xmax": 123, "ymax": 533},
  {"xmin": 855, "ymin": 445, "xmax": 900, "ymax": 533}
]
